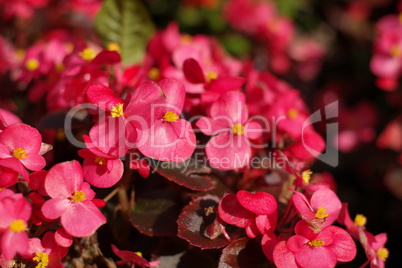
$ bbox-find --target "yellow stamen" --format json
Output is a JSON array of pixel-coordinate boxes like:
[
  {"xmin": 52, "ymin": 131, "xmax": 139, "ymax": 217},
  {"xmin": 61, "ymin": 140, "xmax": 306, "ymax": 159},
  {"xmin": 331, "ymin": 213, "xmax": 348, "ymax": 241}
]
[
  {"xmin": 9, "ymin": 220, "xmax": 27, "ymax": 232},
  {"xmin": 163, "ymin": 111, "xmax": 179, "ymax": 123},
  {"xmin": 315, "ymin": 206, "xmax": 328, "ymax": 219},
  {"xmin": 110, "ymin": 103, "xmax": 124, "ymax": 118},
  {"xmin": 107, "ymin": 42, "xmax": 121, "ymax": 53},
  {"xmin": 181, "ymin": 34, "xmax": 192, "ymax": 45},
  {"xmin": 33, "ymin": 252, "xmax": 49, "ymax": 268},
  {"xmin": 376, "ymin": 248, "xmax": 389, "ymax": 261},
  {"xmin": 390, "ymin": 45, "xmax": 401, "ymax": 58},
  {"xmin": 205, "ymin": 71, "xmax": 218, "ymax": 83},
  {"xmin": 13, "ymin": 148, "xmax": 27, "ymax": 159},
  {"xmin": 302, "ymin": 170, "xmax": 313, "ymax": 184},
  {"xmin": 26, "ymin": 59, "xmax": 39, "ymax": 71},
  {"xmin": 354, "ymin": 214, "xmax": 367, "ymax": 226},
  {"xmin": 79, "ymin": 48, "xmax": 96, "ymax": 61},
  {"xmin": 148, "ymin": 67, "xmax": 160, "ymax": 80},
  {"xmin": 287, "ymin": 108, "xmax": 298, "ymax": 119},
  {"xmin": 232, "ymin": 124, "xmax": 245, "ymax": 135},
  {"xmin": 135, "ymin": 251, "xmax": 143, "ymax": 258},
  {"xmin": 308, "ymin": 238, "xmax": 325, "ymax": 248},
  {"xmin": 71, "ymin": 190, "xmax": 87, "ymax": 202},
  {"xmin": 95, "ymin": 156, "xmax": 106, "ymax": 165},
  {"xmin": 399, "ymin": 13, "xmax": 402, "ymax": 24}
]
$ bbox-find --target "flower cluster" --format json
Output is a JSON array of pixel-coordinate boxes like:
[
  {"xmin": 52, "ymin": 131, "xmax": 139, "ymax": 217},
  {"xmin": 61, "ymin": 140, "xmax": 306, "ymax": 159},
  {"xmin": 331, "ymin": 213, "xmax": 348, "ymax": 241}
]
[
  {"xmin": 371, "ymin": 11, "xmax": 402, "ymax": 91},
  {"xmin": 0, "ymin": 0, "xmax": 394, "ymax": 267}
]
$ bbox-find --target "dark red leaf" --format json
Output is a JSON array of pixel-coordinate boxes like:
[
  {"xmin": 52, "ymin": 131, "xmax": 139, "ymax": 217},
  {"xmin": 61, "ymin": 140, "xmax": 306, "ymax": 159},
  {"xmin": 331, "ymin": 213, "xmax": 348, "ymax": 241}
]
[
  {"xmin": 151, "ymin": 157, "xmax": 214, "ymax": 191},
  {"xmin": 130, "ymin": 190, "xmax": 181, "ymax": 237},
  {"xmin": 218, "ymin": 238, "xmax": 271, "ymax": 268},
  {"xmin": 177, "ymin": 194, "xmax": 240, "ymax": 249}
]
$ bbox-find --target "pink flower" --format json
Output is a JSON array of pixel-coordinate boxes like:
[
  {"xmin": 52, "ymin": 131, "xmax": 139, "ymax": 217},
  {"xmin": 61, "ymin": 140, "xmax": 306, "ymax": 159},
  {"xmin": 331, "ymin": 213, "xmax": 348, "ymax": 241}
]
[
  {"xmin": 0, "ymin": 192, "xmax": 31, "ymax": 260},
  {"xmin": 265, "ymin": 90, "xmax": 309, "ymax": 139},
  {"xmin": 111, "ymin": 244, "xmax": 160, "ymax": 268},
  {"xmin": 377, "ymin": 116, "xmax": 402, "ymax": 152},
  {"xmin": 87, "ymin": 83, "xmax": 137, "ymax": 157},
  {"xmin": 78, "ymin": 135, "xmax": 123, "ymax": 188},
  {"xmin": 370, "ymin": 14, "xmax": 402, "ymax": 90},
  {"xmin": 292, "ymin": 188, "xmax": 342, "ymax": 232},
  {"xmin": 87, "ymin": 78, "xmax": 167, "ymax": 157},
  {"xmin": 136, "ymin": 79, "xmax": 196, "ymax": 162},
  {"xmin": 1, "ymin": 0, "xmax": 49, "ymax": 20},
  {"xmin": 218, "ymin": 190, "xmax": 277, "ymax": 238},
  {"xmin": 23, "ymin": 232, "xmax": 68, "ymax": 268},
  {"xmin": 273, "ymin": 220, "xmax": 356, "ymax": 268},
  {"xmin": 0, "ymin": 108, "xmax": 21, "ymax": 130},
  {"xmin": 361, "ymin": 231, "xmax": 389, "ymax": 268},
  {"xmin": 41, "ymin": 160, "xmax": 106, "ymax": 237},
  {"xmin": 196, "ymin": 91, "xmax": 262, "ymax": 170},
  {"xmin": 0, "ymin": 123, "xmax": 46, "ymax": 180},
  {"xmin": 129, "ymin": 153, "xmax": 150, "ymax": 178},
  {"xmin": 337, "ymin": 203, "xmax": 366, "ymax": 240}
]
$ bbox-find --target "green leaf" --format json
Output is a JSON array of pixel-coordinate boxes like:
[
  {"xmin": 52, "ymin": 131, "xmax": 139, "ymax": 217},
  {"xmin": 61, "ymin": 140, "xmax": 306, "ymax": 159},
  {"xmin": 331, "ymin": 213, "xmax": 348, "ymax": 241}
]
[{"xmin": 94, "ymin": 0, "xmax": 155, "ymax": 65}]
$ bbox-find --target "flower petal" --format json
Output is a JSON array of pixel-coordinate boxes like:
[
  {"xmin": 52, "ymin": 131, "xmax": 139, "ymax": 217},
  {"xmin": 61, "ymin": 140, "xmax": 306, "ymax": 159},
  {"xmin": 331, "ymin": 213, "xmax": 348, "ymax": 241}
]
[
  {"xmin": 217, "ymin": 193, "xmax": 255, "ymax": 228},
  {"xmin": 137, "ymin": 119, "xmax": 196, "ymax": 163},
  {"xmin": 61, "ymin": 201, "xmax": 106, "ymax": 237},
  {"xmin": 41, "ymin": 198, "xmax": 70, "ymax": 220},
  {"xmin": 44, "ymin": 160, "xmax": 83, "ymax": 199},
  {"xmin": 0, "ymin": 123, "xmax": 42, "ymax": 154},
  {"xmin": 236, "ymin": 190, "xmax": 277, "ymax": 215},
  {"xmin": 273, "ymin": 241, "xmax": 298, "ymax": 268}
]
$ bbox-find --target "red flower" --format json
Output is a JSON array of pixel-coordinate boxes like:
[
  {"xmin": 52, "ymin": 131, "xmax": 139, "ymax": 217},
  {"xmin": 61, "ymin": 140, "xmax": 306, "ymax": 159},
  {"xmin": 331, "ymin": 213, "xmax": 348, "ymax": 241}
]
[
  {"xmin": 292, "ymin": 188, "xmax": 342, "ymax": 232},
  {"xmin": 273, "ymin": 220, "xmax": 356, "ymax": 268},
  {"xmin": 41, "ymin": 160, "xmax": 106, "ymax": 237},
  {"xmin": 218, "ymin": 190, "xmax": 277, "ymax": 238},
  {"xmin": 197, "ymin": 91, "xmax": 262, "ymax": 170},
  {"xmin": 0, "ymin": 191, "xmax": 32, "ymax": 260},
  {"xmin": 136, "ymin": 79, "xmax": 196, "ymax": 162},
  {"xmin": 0, "ymin": 123, "xmax": 46, "ymax": 180}
]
